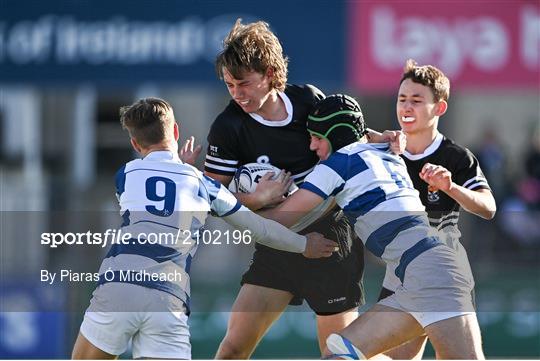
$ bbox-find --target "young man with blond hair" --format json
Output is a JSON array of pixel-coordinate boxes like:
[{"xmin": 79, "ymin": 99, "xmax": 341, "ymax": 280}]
[{"xmin": 204, "ymin": 19, "xmax": 366, "ymax": 358}]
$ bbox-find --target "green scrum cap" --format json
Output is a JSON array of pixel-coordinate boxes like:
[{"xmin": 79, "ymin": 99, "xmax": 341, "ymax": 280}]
[{"xmin": 307, "ymin": 94, "xmax": 367, "ymax": 153}]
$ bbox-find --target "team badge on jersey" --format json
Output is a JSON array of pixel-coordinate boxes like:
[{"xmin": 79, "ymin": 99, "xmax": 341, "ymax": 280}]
[
  {"xmin": 209, "ymin": 145, "xmax": 219, "ymax": 156},
  {"xmin": 427, "ymin": 185, "xmax": 440, "ymax": 203}
]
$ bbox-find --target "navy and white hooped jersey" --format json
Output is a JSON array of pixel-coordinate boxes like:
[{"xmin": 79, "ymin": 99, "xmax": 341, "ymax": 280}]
[
  {"xmin": 98, "ymin": 151, "xmax": 241, "ymax": 311},
  {"xmin": 300, "ymin": 142, "xmax": 441, "ymax": 282}
]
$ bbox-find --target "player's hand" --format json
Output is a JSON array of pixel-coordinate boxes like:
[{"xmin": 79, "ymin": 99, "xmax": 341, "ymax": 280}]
[
  {"xmin": 419, "ymin": 163, "xmax": 453, "ymax": 192},
  {"xmin": 381, "ymin": 130, "xmax": 407, "ymax": 155},
  {"xmin": 179, "ymin": 136, "xmax": 202, "ymax": 165},
  {"xmin": 302, "ymin": 232, "xmax": 338, "ymax": 258},
  {"xmin": 254, "ymin": 170, "xmax": 293, "ymax": 207}
]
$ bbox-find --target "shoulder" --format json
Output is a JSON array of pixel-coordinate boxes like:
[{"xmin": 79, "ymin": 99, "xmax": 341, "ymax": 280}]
[
  {"xmin": 115, "ymin": 163, "xmax": 130, "ymax": 195},
  {"xmin": 319, "ymin": 147, "xmax": 361, "ymax": 180},
  {"xmin": 438, "ymin": 136, "xmax": 489, "ymax": 188},
  {"xmin": 210, "ymin": 101, "xmax": 246, "ymax": 132},
  {"xmin": 207, "ymin": 102, "xmax": 246, "ymax": 146},
  {"xmin": 285, "ymin": 84, "xmax": 325, "ymax": 105},
  {"xmin": 119, "ymin": 158, "xmax": 143, "ymax": 175},
  {"xmin": 439, "ymin": 136, "xmax": 479, "ymax": 166}
]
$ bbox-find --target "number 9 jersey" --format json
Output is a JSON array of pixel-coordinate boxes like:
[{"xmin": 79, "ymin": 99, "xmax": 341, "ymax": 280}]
[{"xmin": 99, "ymin": 150, "xmax": 242, "ymax": 312}]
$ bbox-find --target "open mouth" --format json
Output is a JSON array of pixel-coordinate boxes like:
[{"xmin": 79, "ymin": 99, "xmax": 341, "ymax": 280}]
[{"xmin": 401, "ymin": 116, "xmax": 415, "ymax": 123}]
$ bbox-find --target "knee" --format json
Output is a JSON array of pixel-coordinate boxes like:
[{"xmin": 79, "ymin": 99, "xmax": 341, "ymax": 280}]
[{"xmin": 216, "ymin": 338, "xmax": 251, "ymax": 359}]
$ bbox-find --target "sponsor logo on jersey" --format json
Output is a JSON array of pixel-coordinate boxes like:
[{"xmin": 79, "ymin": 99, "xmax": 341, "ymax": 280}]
[
  {"xmin": 209, "ymin": 145, "xmax": 218, "ymax": 155},
  {"xmin": 427, "ymin": 185, "xmax": 440, "ymax": 203}
]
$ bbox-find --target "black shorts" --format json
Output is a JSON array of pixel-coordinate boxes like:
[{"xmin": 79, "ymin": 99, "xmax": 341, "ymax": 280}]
[{"xmin": 241, "ymin": 207, "xmax": 365, "ymax": 315}]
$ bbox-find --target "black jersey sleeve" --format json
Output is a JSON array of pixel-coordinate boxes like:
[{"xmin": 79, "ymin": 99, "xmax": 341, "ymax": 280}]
[
  {"xmin": 204, "ymin": 111, "xmax": 241, "ymax": 177},
  {"xmin": 305, "ymin": 84, "xmax": 326, "ymax": 104},
  {"xmin": 454, "ymin": 148, "xmax": 491, "ymax": 191}
]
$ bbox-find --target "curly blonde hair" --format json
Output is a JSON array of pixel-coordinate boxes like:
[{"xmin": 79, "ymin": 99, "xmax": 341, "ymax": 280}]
[
  {"xmin": 400, "ymin": 59, "xmax": 450, "ymax": 102},
  {"xmin": 215, "ymin": 19, "xmax": 288, "ymax": 92}
]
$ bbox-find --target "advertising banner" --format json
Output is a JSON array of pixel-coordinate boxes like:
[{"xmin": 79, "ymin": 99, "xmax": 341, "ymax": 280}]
[
  {"xmin": 1, "ymin": 1, "xmax": 345, "ymax": 86},
  {"xmin": 349, "ymin": 1, "xmax": 540, "ymax": 92}
]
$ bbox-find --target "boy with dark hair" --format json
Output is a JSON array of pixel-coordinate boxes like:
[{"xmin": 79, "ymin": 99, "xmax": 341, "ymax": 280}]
[{"xmin": 379, "ymin": 59, "xmax": 496, "ymax": 359}]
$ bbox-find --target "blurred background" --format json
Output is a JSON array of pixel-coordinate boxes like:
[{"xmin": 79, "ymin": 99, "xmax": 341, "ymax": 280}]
[{"xmin": 1, "ymin": 0, "xmax": 539, "ymax": 358}]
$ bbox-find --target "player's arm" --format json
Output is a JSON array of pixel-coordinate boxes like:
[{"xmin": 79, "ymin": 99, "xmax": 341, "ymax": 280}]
[
  {"xmin": 420, "ymin": 163, "xmax": 496, "ymax": 219},
  {"xmin": 259, "ymin": 188, "xmax": 325, "ymax": 228},
  {"xmin": 366, "ymin": 128, "xmax": 406, "ymax": 155},
  {"xmin": 204, "ymin": 175, "xmax": 336, "ymax": 258},
  {"xmin": 447, "ymin": 187, "xmax": 496, "ymax": 220},
  {"xmin": 204, "ymin": 170, "xmax": 266, "ymax": 210},
  {"xmin": 205, "ymin": 170, "xmax": 292, "ymax": 211},
  {"xmin": 223, "ymin": 208, "xmax": 336, "ymax": 258}
]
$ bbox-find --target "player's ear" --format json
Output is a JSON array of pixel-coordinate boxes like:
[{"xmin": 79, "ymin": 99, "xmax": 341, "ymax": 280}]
[
  {"xmin": 265, "ymin": 67, "xmax": 274, "ymax": 80},
  {"xmin": 435, "ymin": 100, "xmax": 448, "ymax": 116},
  {"xmin": 173, "ymin": 122, "xmax": 179, "ymax": 141},
  {"xmin": 130, "ymin": 138, "xmax": 142, "ymax": 154}
]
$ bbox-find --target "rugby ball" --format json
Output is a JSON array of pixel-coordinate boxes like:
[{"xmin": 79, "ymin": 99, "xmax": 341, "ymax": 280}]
[{"xmin": 229, "ymin": 162, "xmax": 298, "ymax": 196}]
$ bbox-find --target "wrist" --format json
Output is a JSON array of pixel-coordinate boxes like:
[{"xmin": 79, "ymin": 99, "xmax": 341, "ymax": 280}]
[
  {"xmin": 235, "ymin": 192, "xmax": 263, "ymax": 211},
  {"xmin": 446, "ymin": 182, "xmax": 457, "ymax": 193},
  {"xmin": 300, "ymin": 236, "xmax": 307, "ymax": 253},
  {"xmin": 250, "ymin": 191, "xmax": 267, "ymax": 211}
]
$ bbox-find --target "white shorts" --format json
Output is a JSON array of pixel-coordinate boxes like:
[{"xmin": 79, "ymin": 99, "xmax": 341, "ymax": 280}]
[
  {"xmin": 80, "ymin": 283, "xmax": 191, "ymax": 359},
  {"xmin": 382, "ymin": 235, "xmax": 475, "ymax": 292},
  {"xmin": 378, "ymin": 244, "xmax": 476, "ymax": 328}
]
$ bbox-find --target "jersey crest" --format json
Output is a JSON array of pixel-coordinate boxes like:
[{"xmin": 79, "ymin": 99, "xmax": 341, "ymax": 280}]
[{"xmin": 427, "ymin": 185, "xmax": 440, "ymax": 203}]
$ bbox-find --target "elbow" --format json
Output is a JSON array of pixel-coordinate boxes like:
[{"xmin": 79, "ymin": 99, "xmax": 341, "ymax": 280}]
[
  {"xmin": 483, "ymin": 203, "xmax": 497, "ymax": 220},
  {"xmin": 480, "ymin": 194, "xmax": 497, "ymax": 220},
  {"xmin": 484, "ymin": 209, "xmax": 496, "ymax": 220}
]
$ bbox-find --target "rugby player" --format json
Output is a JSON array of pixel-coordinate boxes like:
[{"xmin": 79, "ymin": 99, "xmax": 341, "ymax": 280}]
[
  {"xmin": 204, "ymin": 19, "xmax": 403, "ymax": 358},
  {"xmin": 380, "ymin": 59, "xmax": 496, "ymax": 360},
  {"xmin": 261, "ymin": 94, "xmax": 486, "ymax": 359}
]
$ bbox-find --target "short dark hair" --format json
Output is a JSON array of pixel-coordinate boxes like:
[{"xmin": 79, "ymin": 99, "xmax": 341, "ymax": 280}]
[
  {"xmin": 215, "ymin": 18, "xmax": 288, "ymax": 92},
  {"xmin": 119, "ymin": 97, "xmax": 174, "ymax": 148},
  {"xmin": 400, "ymin": 59, "xmax": 450, "ymax": 102}
]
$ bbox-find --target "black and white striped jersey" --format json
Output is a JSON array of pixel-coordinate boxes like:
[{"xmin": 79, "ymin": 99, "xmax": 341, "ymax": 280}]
[
  {"xmin": 204, "ymin": 84, "xmax": 324, "ymax": 185},
  {"xmin": 402, "ymin": 133, "xmax": 491, "ymax": 238}
]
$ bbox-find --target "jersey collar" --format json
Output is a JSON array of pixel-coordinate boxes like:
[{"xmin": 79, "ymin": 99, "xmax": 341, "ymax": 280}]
[
  {"xmin": 144, "ymin": 150, "xmax": 181, "ymax": 162},
  {"xmin": 403, "ymin": 132, "xmax": 444, "ymax": 160},
  {"xmin": 248, "ymin": 91, "xmax": 293, "ymax": 127}
]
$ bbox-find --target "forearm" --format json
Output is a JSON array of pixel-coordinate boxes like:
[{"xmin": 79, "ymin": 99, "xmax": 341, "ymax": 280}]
[
  {"xmin": 233, "ymin": 192, "xmax": 266, "ymax": 211},
  {"xmin": 223, "ymin": 208, "xmax": 307, "ymax": 253},
  {"xmin": 258, "ymin": 206, "xmax": 301, "ymax": 229},
  {"xmin": 445, "ymin": 185, "xmax": 497, "ymax": 220},
  {"xmin": 366, "ymin": 128, "xmax": 383, "ymax": 142}
]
